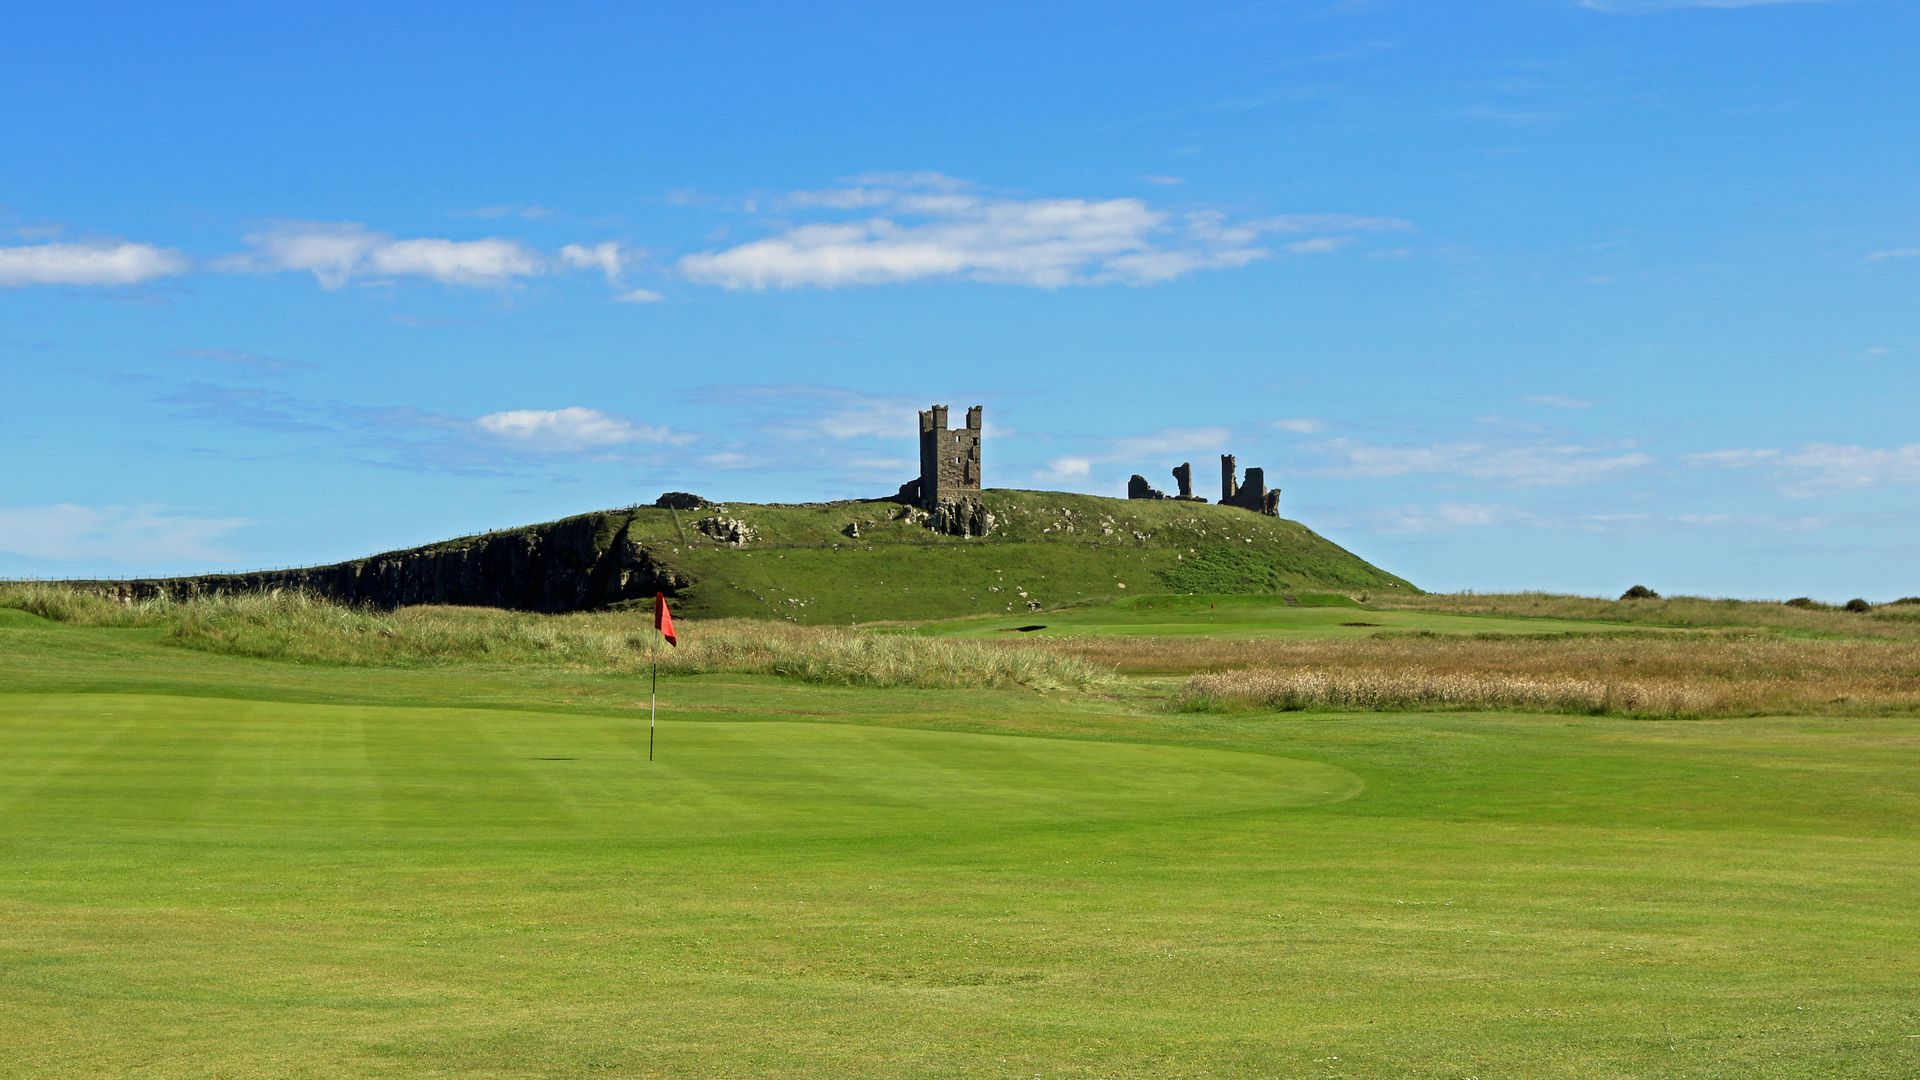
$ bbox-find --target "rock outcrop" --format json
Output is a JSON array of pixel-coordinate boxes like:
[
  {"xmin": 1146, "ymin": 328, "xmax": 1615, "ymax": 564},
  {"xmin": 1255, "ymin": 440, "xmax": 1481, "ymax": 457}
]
[{"xmin": 82, "ymin": 510, "xmax": 688, "ymax": 613}]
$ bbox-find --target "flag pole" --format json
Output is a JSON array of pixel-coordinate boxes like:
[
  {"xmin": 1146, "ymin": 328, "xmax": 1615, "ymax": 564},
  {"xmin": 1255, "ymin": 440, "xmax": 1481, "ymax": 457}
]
[{"xmin": 649, "ymin": 627, "xmax": 657, "ymax": 762}]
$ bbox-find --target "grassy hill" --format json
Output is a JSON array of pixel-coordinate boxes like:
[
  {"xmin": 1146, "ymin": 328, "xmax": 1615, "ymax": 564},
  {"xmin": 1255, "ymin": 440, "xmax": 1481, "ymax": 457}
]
[
  {"xmin": 66, "ymin": 489, "xmax": 1415, "ymax": 623},
  {"xmin": 594, "ymin": 488, "xmax": 1412, "ymax": 622}
]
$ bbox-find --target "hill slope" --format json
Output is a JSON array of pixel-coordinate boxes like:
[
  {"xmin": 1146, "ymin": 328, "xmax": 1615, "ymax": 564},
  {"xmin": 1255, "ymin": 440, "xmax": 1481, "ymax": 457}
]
[{"xmin": 76, "ymin": 490, "xmax": 1415, "ymax": 623}]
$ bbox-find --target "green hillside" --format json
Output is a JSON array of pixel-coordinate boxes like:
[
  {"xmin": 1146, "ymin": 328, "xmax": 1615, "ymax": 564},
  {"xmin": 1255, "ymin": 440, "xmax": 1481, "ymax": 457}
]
[
  {"xmin": 64, "ymin": 489, "xmax": 1414, "ymax": 623},
  {"xmin": 625, "ymin": 489, "xmax": 1414, "ymax": 622}
]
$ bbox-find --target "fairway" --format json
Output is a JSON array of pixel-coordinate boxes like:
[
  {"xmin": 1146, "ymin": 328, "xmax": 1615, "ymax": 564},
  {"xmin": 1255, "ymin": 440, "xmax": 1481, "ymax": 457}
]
[
  {"xmin": 3, "ymin": 607, "xmax": 1919, "ymax": 1077},
  {"xmin": 0, "ymin": 693, "xmax": 1359, "ymax": 847}
]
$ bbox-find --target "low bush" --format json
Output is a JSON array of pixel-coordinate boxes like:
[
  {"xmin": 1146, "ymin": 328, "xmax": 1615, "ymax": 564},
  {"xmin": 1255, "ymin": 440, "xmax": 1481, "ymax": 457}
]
[
  {"xmin": 1844, "ymin": 598, "xmax": 1873, "ymax": 613},
  {"xmin": 1620, "ymin": 584, "xmax": 1660, "ymax": 600}
]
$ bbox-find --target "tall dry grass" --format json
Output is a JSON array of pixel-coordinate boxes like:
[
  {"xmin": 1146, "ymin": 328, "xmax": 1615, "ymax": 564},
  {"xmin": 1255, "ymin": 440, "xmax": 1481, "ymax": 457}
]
[
  {"xmin": 0, "ymin": 586, "xmax": 1110, "ymax": 692},
  {"xmin": 1368, "ymin": 591, "xmax": 1920, "ymax": 639},
  {"xmin": 1127, "ymin": 632, "xmax": 1920, "ymax": 717}
]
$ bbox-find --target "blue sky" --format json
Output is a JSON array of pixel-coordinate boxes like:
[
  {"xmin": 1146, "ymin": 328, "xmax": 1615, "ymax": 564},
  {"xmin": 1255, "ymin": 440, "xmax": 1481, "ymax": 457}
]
[{"xmin": 4, "ymin": 0, "xmax": 1916, "ymax": 599}]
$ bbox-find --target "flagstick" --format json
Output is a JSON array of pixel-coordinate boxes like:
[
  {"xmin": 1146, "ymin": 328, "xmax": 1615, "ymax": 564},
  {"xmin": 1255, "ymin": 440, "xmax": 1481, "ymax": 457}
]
[{"xmin": 649, "ymin": 628, "xmax": 657, "ymax": 762}]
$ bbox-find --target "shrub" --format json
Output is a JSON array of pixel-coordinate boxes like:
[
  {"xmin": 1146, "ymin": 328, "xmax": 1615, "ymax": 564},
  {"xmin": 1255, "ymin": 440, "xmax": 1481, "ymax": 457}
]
[
  {"xmin": 1844, "ymin": 598, "xmax": 1872, "ymax": 613},
  {"xmin": 1620, "ymin": 584, "xmax": 1660, "ymax": 600},
  {"xmin": 1784, "ymin": 597, "xmax": 1817, "ymax": 608},
  {"xmin": 654, "ymin": 492, "xmax": 709, "ymax": 510}
]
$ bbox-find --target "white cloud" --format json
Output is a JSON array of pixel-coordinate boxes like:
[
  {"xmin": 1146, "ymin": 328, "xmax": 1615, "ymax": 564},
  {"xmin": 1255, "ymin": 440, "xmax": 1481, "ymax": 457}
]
[
  {"xmin": 560, "ymin": 241, "xmax": 629, "ymax": 283},
  {"xmin": 1866, "ymin": 247, "xmax": 1920, "ymax": 262},
  {"xmin": 1271, "ymin": 418, "xmax": 1326, "ymax": 434},
  {"xmin": 0, "ymin": 241, "xmax": 189, "ymax": 287},
  {"xmin": 615, "ymin": 287, "xmax": 664, "ymax": 303},
  {"xmin": 1689, "ymin": 442, "xmax": 1920, "ymax": 495},
  {"xmin": 369, "ymin": 237, "xmax": 545, "ymax": 287},
  {"xmin": 679, "ymin": 175, "xmax": 1408, "ymax": 290},
  {"xmin": 224, "ymin": 223, "xmax": 546, "ymax": 289},
  {"xmin": 1305, "ymin": 438, "xmax": 1653, "ymax": 485},
  {"xmin": 475, "ymin": 407, "xmax": 684, "ymax": 451},
  {"xmin": 1033, "ymin": 456, "xmax": 1093, "ymax": 483},
  {"xmin": 0, "ymin": 503, "xmax": 250, "ymax": 563},
  {"xmin": 1142, "ymin": 175, "xmax": 1185, "ymax": 186}
]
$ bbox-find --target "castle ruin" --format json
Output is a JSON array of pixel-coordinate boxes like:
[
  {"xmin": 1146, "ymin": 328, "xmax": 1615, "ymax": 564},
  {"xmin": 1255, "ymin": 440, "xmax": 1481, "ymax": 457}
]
[
  {"xmin": 899, "ymin": 404, "xmax": 991, "ymax": 536},
  {"xmin": 1129, "ymin": 454, "xmax": 1280, "ymax": 516}
]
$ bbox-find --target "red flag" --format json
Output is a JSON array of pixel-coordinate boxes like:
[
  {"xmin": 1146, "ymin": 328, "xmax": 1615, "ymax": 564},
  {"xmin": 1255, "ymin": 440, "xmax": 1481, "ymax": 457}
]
[{"xmin": 654, "ymin": 592, "xmax": 677, "ymax": 646}]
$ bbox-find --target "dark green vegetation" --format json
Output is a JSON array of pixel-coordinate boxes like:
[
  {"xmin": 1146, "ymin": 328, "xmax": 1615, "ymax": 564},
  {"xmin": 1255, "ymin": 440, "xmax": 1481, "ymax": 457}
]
[
  {"xmin": 74, "ymin": 490, "xmax": 1414, "ymax": 623},
  {"xmin": 3, "ymin": 589, "xmax": 1917, "ymax": 1077}
]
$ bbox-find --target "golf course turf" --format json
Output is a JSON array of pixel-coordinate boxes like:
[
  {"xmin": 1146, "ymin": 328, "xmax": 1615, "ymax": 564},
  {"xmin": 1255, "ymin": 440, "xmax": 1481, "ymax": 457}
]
[{"xmin": 2, "ymin": 598, "xmax": 1916, "ymax": 1076}]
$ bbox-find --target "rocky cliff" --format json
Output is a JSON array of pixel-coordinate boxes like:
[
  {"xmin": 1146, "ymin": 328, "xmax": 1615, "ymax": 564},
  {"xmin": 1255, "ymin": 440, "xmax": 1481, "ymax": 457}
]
[{"xmin": 82, "ymin": 509, "xmax": 689, "ymax": 613}]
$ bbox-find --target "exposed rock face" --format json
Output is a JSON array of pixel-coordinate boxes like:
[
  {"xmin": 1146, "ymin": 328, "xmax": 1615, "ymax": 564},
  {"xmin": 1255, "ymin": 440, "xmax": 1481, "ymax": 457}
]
[
  {"xmin": 653, "ymin": 491, "xmax": 709, "ymax": 510},
  {"xmin": 695, "ymin": 515, "xmax": 757, "ymax": 547},
  {"xmin": 82, "ymin": 511, "xmax": 688, "ymax": 613},
  {"xmin": 928, "ymin": 497, "xmax": 994, "ymax": 537}
]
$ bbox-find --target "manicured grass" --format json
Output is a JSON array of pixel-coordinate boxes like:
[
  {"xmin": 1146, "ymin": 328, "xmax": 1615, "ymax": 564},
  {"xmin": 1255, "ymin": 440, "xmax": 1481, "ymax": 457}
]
[{"xmin": 2, "ymin": 609, "xmax": 1917, "ymax": 1076}]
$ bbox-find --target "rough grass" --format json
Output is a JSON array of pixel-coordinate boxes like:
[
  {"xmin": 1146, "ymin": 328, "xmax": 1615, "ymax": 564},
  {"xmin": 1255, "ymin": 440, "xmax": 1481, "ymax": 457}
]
[
  {"xmin": 1371, "ymin": 589, "xmax": 1920, "ymax": 638},
  {"xmin": 0, "ymin": 585, "xmax": 1110, "ymax": 693},
  {"xmin": 1020, "ymin": 628, "xmax": 1920, "ymax": 717},
  {"xmin": 13, "ymin": 583, "xmax": 1919, "ymax": 718}
]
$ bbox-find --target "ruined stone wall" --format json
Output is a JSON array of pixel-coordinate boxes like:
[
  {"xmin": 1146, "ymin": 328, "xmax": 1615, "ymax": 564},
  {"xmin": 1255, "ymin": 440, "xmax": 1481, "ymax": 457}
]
[
  {"xmin": 1129, "ymin": 454, "xmax": 1278, "ymax": 515},
  {"xmin": 1219, "ymin": 457, "xmax": 1280, "ymax": 516}
]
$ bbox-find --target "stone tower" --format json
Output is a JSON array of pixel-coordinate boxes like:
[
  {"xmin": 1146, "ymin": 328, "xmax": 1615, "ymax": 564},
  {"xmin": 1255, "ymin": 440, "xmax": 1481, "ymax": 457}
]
[
  {"xmin": 901, "ymin": 404, "xmax": 991, "ymax": 535},
  {"xmin": 917, "ymin": 404, "xmax": 982, "ymax": 507}
]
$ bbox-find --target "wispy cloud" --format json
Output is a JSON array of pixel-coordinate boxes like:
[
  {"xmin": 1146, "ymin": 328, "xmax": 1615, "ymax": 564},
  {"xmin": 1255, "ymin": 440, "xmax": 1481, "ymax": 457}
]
[
  {"xmin": 221, "ymin": 223, "xmax": 638, "ymax": 292},
  {"xmin": 449, "ymin": 205, "xmax": 554, "ymax": 220},
  {"xmin": 474, "ymin": 406, "xmax": 689, "ymax": 452},
  {"xmin": 1865, "ymin": 247, "xmax": 1920, "ymax": 262},
  {"xmin": 0, "ymin": 503, "xmax": 251, "ymax": 563},
  {"xmin": 0, "ymin": 241, "xmax": 189, "ymax": 287},
  {"xmin": 1688, "ymin": 442, "xmax": 1920, "ymax": 495},
  {"xmin": 1579, "ymin": 0, "xmax": 1831, "ymax": 11},
  {"xmin": 1303, "ymin": 438, "xmax": 1653, "ymax": 485},
  {"xmin": 680, "ymin": 173, "xmax": 1409, "ymax": 290},
  {"xmin": 1370, "ymin": 503, "xmax": 1831, "ymax": 536},
  {"xmin": 173, "ymin": 347, "xmax": 317, "ymax": 375},
  {"xmin": 1271, "ymin": 417, "xmax": 1327, "ymax": 434},
  {"xmin": 221, "ymin": 223, "xmax": 545, "ymax": 289},
  {"xmin": 1109, "ymin": 426, "xmax": 1234, "ymax": 459},
  {"xmin": 558, "ymin": 241, "xmax": 631, "ymax": 283},
  {"xmin": 1522, "ymin": 394, "xmax": 1595, "ymax": 409}
]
